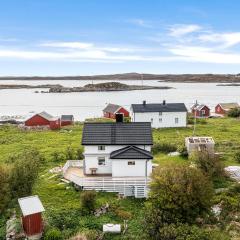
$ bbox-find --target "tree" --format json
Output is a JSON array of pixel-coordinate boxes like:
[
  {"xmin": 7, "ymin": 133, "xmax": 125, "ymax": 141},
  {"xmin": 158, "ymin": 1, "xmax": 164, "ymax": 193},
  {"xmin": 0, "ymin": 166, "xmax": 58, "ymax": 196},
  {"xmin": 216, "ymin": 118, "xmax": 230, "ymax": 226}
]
[
  {"xmin": 80, "ymin": 191, "xmax": 96, "ymax": 215},
  {"xmin": 10, "ymin": 149, "xmax": 41, "ymax": 198},
  {"xmin": 190, "ymin": 151, "xmax": 224, "ymax": 179},
  {"xmin": 0, "ymin": 165, "xmax": 10, "ymax": 213},
  {"xmin": 228, "ymin": 107, "xmax": 240, "ymax": 118},
  {"xmin": 144, "ymin": 164, "xmax": 214, "ymax": 239}
]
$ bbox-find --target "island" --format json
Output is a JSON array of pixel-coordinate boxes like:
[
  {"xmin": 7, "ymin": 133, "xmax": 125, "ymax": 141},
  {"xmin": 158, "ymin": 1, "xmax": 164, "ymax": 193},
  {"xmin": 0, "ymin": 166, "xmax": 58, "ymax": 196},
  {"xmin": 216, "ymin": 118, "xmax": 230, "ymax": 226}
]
[{"xmin": 48, "ymin": 82, "xmax": 172, "ymax": 93}]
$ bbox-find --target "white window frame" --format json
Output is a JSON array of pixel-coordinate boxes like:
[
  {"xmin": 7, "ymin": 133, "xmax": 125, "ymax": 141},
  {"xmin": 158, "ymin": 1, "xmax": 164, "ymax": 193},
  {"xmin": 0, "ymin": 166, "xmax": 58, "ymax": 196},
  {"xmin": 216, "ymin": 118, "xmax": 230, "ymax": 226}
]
[
  {"xmin": 175, "ymin": 117, "xmax": 179, "ymax": 124},
  {"xmin": 98, "ymin": 157, "xmax": 106, "ymax": 166},
  {"xmin": 159, "ymin": 118, "xmax": 162, "ymax": 123},
  {"xmin": 128, "ymin": 161, "xmax": 135, "ymax": 165},
  {"xmin": 98, "ymin": 145, "xmax": 105, "ymax": 151}
]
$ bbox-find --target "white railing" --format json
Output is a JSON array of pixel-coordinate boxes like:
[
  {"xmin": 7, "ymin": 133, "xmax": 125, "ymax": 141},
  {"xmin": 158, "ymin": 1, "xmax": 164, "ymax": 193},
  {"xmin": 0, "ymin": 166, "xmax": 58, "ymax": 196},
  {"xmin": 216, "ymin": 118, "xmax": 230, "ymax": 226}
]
[
  {"xmin": 62, "ymin": 160, "xmax": 83, "ymax": 175},
  {"xmin": 68, "ymin": 173, "xmax": 150, "ymax": 198}
]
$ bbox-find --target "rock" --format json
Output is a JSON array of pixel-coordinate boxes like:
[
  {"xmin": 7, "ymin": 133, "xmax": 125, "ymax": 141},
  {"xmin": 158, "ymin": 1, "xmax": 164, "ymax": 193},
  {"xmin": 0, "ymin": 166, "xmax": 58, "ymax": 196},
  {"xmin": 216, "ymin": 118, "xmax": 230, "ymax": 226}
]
[{"xmin": 225, "ymin": 166, "xmax": 240, "ymax": 182}]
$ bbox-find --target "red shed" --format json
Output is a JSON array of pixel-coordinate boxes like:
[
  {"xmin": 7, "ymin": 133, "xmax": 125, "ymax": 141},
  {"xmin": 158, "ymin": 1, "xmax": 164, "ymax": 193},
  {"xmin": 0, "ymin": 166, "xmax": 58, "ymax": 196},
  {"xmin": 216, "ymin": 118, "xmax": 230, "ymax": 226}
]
[
  {"xmin": 215, "ymin": 103, "xmax": 240, "ymax": 115},
  {"xmin": 18, "ymin": 195, "xmax": 45, "ymax": 239},
  {"xmin": 103, "ymin": 103, "xmax": 129, "ymax": 119},
  {"xmin": 61, "ymin": 115, "xmax": 74, "ymax": 126},
  {"xmin": 191, "ymin": 103, "xmax": 210, "ymax": 118},
  {"xmin": 25, "ymin": 111, "xmax": 61, "ymax": 130}
]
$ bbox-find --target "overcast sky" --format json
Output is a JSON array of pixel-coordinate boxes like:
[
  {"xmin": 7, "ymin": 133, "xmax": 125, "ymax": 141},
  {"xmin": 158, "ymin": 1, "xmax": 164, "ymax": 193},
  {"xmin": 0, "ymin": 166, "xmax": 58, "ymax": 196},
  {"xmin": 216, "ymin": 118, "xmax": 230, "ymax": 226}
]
[{"xmin": 0, "ymin": 0, "xmax": 240, "ymax": 75}]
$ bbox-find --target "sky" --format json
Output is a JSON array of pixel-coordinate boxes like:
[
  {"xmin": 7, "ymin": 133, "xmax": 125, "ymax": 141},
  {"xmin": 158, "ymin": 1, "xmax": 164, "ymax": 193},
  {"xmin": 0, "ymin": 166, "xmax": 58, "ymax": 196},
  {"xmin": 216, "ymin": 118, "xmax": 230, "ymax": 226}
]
[{"xmin": 0, "ymin": 0, "xmax": 240, "ymax": 75}]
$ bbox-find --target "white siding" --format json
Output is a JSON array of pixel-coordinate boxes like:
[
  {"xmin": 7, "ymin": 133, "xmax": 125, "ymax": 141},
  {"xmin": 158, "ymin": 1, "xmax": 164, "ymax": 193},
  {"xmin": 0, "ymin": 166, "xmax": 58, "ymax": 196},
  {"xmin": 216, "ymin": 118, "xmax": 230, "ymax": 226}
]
[
  {"xmin": 131, "ymin": 111, "xmax": 187, "ymax": 128},
  {"xmin": 112, "ymin": 159, "xmax": 152, "ymax": 177},
  {"xmin": 84, "ymin": 145, "xmax": 152, "ymax": 175}
]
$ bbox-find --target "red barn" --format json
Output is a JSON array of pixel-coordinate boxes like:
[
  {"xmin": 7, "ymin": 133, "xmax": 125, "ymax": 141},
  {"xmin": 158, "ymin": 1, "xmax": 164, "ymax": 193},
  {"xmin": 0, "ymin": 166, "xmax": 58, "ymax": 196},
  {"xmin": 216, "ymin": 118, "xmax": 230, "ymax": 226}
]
[
  {"xmin": 215, "ymin": 103, "xmax": 240, "ymax": 115},
  {"xmin": 103, "ymin": 103, "xmax": 129, "ymax": 119},
  {"xmin": 61, "ymin": 115, "xmax": 74, "ymax": 126},
  {"xmin": 18, "ymin": 196, "xmax": 45, "ymax": 239},
  {"xmin": 25, "ymin": 111, "xmax": 61, "ymax": 130},
  {"xmin": 191, "ymin": 103, "xmax": 210, "ymax": 118}
]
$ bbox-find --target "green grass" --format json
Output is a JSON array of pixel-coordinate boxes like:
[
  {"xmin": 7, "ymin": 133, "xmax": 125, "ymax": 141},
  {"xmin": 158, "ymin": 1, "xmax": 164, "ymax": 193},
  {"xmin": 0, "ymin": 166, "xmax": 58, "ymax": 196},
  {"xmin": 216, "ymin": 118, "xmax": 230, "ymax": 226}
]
[{"xmin": 1, "ymin": 117, "xmax": 240, "ymax": 239}]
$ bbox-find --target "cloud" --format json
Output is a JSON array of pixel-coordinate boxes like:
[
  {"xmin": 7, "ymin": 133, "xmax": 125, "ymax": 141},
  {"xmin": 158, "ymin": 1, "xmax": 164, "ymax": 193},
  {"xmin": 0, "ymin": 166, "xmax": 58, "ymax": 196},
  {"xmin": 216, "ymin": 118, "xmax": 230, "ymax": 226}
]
[
  {"xmin": 128, "ymin": 19, "xmax": 153, "ymax": 28},
  {"xmin": 199, "ymin": 32, "xmax": 240, "ymax": 47},
  {"xmin": 169, "ymin": 45, "xmax": 240, "ymax": 64},
  {"xmin": 168, "ymin": 24, "xmax": 202, "ymax": 37},
  {"xmin": 41, "ymin": 41, "xmax": 94, "ymax": 49}
]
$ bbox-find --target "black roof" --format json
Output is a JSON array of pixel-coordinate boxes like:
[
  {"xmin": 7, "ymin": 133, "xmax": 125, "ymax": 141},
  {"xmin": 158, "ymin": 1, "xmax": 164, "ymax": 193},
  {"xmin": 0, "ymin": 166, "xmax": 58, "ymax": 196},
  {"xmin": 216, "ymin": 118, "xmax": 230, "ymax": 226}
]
[
  {"xmin": 82, "ymin": 122, "xmax": 152, "ymax": 145},
  {"xmin": 131, "ymin": 103, "xmax": 188, "ymax": 113},
  {"xmin": 61, "ymin": 115, "xmax": 74, "ymax": 121},
  {"xmin": 110, "ymin": 146, "xmax": 153, "ymax": 159}
]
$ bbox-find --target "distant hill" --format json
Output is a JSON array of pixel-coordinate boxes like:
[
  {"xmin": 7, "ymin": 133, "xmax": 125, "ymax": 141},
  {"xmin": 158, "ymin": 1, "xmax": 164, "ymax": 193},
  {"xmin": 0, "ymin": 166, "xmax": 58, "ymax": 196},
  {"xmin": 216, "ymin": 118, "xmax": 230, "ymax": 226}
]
[{"xmin": 0, "ymin": 73, "xmax": 240, "ymax": 82}]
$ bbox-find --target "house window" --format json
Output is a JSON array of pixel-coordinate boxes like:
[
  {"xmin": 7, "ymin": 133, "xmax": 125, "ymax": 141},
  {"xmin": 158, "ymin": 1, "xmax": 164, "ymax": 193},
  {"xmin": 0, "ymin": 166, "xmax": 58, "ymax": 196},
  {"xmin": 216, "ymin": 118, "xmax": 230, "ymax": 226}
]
[
  {"xmin": 175, "ymin": 117, "xmax": 179, "ymax": 124},
  {"xmin": 159, "ymin": 112, "xmax": 162, "ymax": 116},
  {"xmin": 98, "ymin": 157, "xmax": 106, "ymax": 165},
  {"xmin": 128, "ymin": 161, "xmax": 135, "ymax": 165},
  {"xmin": 159, "ymin": 118, "xmax": 162, "ymax": 122},
  {"xmin": 201, "ymin": 110, "xmax": 206, "ymax": 115},
  {"xmin": 98, "ymin": 145, "xmax": 105, "ymax": 151}
]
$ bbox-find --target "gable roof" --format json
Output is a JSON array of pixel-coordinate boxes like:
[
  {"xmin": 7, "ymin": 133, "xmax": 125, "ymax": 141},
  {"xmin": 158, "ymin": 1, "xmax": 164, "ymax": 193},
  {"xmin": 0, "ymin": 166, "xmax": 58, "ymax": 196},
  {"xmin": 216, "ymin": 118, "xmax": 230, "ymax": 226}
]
[
  {"xmin": 61, "ymin": 115, "xmax": 74, "ymax": 121},
  {"xmin": 110, "ymin": 145, "xmax": 153, "ymax": 159},
  {"xmin": 218, "ymin": 103, "xmax": 239, "ymax": 110},
  {"xmin": 193, "ymin": 104, "xmax": 210, "ymax": 111},
  {"xmin": 131, "ymin": 103, "xmax": 187, "ymax": 113},
  {"xmin": 18, "ymin": 195, "xmax": 45, "ymax": 217},
  {"xmin": 103, "ymin": 103, "xmax": 122, "ymax": 113},
  {"xmin": 38, "ymin": 111, "xmax": 54, "ymax": 121},
  {"xmin": 82, "ymin": 122, "xmax": 152, "ymax": 145}
]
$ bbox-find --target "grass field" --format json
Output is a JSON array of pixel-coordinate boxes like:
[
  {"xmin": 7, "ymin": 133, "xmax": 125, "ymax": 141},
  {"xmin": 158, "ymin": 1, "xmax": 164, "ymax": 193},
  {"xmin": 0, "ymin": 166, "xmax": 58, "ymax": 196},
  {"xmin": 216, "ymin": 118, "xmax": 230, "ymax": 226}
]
[{"xmin": 0, "ymin": 117, "xmax": 240, "ymax": 239}]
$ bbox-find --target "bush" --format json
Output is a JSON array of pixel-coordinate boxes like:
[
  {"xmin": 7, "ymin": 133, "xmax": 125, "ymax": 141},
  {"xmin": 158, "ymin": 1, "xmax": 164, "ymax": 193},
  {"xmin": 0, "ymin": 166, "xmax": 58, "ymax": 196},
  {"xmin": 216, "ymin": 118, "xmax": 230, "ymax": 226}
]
[
  {"xmin": 44, "ymin": 228, "xmax": 63, "ymax": 240},
  {"xmin": 228, "ymin": 107, "xmax": 240, "ymax": 118},
  {"xmin": 144, "ymin": 164, "xmax": 214, "ymax": 238},
  {"xmin": 51, "ymin": 151, "xmax": 66, "ymax": 162},
  {"xmin": 66, "ymin": 146, "xmax": 75, "ymax": 160},
  {"xmin": 0, "ymin": 165, "xmax": 10, "ymax": 214},
  {"xmin": 115, "ymin": 209, "xmax": 132, "ymax": 220},
  {"xmin": 177, "ymin": 144, "xmax": 188, "ymax": 157},
  {"xmin": 190, "ymin": 151, "xmax": 225, "ymax": 179},
  {"xmin": 76, "ymin": 148, "xmax": 84, "ymax": 160},
  {"xmin": 80, "ymin": 191, "xmax": 96, "ymax": 215},
  {"xmin": 234, "ymin": 151, "xmax": 240, "ymax": 163},
  {"xmin": 9, "ymin": 149, "xmax": 41, "ymax": 198},
  {"xmin": 152, "ymin": 142, "xmax": 177, "ymax": 154}
]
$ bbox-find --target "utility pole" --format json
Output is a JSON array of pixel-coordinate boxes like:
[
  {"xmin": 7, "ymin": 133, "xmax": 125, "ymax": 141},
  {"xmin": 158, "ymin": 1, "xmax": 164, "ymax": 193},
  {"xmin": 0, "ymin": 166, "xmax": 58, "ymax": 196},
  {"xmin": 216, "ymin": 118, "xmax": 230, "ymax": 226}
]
[{"xmin": 193, "ymin": 101, "xmax": 197, "ymax": 136}]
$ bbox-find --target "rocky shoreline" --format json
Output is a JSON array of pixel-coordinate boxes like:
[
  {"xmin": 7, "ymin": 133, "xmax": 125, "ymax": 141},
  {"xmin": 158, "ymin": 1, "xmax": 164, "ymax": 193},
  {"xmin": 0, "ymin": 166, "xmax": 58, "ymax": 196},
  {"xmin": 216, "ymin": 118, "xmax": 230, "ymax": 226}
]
[{"xmin": 48, "ymin": 82, "xmax": 172, "ymax": 93}]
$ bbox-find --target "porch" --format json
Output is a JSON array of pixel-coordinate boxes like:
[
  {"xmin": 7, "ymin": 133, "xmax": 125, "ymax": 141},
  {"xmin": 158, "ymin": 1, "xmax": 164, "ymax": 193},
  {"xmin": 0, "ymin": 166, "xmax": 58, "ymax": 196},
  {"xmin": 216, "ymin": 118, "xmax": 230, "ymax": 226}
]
[{"xmin": 62, "ymin": 160, "xmax": 150, "ymax": 198}]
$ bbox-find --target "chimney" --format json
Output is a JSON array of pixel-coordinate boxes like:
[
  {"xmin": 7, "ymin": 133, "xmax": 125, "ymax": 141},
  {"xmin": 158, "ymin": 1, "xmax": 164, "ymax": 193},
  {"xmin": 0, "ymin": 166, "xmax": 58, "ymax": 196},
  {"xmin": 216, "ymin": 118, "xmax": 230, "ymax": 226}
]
[
  {"xmin": 143, "ymin": 100, "xmax": 146, "ymax": 106},
  {"xmin": 163, "ymin": 100, "xmax": 166, "ymax": 105},
  {"xmin": 115, "ymin": 113, "xmax": 124, "ymax": 123}
]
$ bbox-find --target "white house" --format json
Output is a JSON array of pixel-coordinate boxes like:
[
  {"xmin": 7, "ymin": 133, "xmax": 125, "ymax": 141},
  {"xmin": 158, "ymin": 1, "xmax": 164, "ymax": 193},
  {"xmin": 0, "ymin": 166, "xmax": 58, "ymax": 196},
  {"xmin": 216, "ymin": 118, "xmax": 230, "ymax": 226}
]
[
  {"xmin": 130, "ymin": 100, "xmax": 188, "ymax": 128},
  {"xmin": 81, "ymin": 121, "xmax": 153, "ymax": 177}
]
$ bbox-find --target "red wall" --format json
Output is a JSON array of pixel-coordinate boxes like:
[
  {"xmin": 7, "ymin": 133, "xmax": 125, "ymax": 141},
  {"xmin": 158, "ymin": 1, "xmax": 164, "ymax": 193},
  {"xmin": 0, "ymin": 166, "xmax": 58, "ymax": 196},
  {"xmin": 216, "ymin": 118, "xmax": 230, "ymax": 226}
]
[
  {"xmin": 49, "ymin": 119, "xmax": 61, "ymax": 130},
  {"xmin": 215, "ymin": 104, "xmax": 225, "ymax": 114},
  {"xmin": 25, "ymin": 115, "xmax": 50, "ymax": 126},
  {"xmin": 103, "ymin": 107, "xmax": 129, "ymax": 119},
  {"xmin": 61, "ymin": 120, "xmax": 73, "ymax": 126},
  {"xmin": 22, "ymin": 213, "xmax": 43, "ymax": 237},
  {"xmin": 192, "ymin": 106, "xmax": 210, "ymax": 118}
]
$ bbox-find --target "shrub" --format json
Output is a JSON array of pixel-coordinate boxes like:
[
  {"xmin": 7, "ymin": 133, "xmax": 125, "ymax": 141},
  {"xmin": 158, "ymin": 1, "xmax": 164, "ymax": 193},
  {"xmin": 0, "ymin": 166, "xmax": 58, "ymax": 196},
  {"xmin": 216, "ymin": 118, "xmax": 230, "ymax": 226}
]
[
  {"xmin": 0, "ymin": 165, "xmax": 10, "ymax": 213},
  {"xmin": 44, "ymin": 228, "xmax": 63, "ymax": 240},
  {"xmin": 80, "ymin": 191, "xmax": 96, "ymax": 215},
  {"xmin": 76, "ymin": 148, "xmax": 84, "ymax": 160},
  {"xmin": 177, "ymin": 144, "xmax": 188, "ymax": 157},
  {"xmin": 52, "ymin": 151, "xmax": 66, "ymax": 162},
  {"xmin": 144, "ymin": 164, "xmax": 214, "ymax": 238},
  {"xmin": 9, "ymin": 149, "xmax": 41, "ymax": 198},
  {"xmin": 115, "ymin": 209, "xmax": 132, "ymax": 219},
  {"xmin": 66, "ymin": 146, "xmax": 75, "ymax": 160},
  {"xmin": 152, "ymin": 142, "xmax": 177, "ymax": 154},
  {"xmin": 234, "ymin": 151, "xmax": 240, "ymax": 163},
  {"xmin": 190, "ymin": 151, "xmax": 225, "ymax": 179},
  {"xmin": 228, "ymin": 107, "xmax": 240, "ymax": 118}
]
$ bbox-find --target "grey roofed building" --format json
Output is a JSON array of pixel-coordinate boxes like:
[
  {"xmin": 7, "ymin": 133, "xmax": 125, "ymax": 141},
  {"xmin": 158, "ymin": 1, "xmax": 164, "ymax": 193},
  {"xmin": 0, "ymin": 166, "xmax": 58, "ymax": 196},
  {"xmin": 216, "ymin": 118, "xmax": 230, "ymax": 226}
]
[
  {"xmin": 103, "ymin": 103, "xmax": 121, "ymax": 113},
  {"xmin": 219, "ymin": 102, "xmax": 240, "ymax": 110},
  {"xmin": 131, "ymin": 102, "xmax": 188, "ymax": 113},
  {"xmin": 82, "ymin": 122, "xmax": 153, "ymax": 145},
  {"xmin": 38, "ymin": 111, "xmax": 54, "ymax": 121},
  {"xmin": 110, "ymin": 145, "xmax": 153, "ymax": 159},
  {"xmin": 61, "ymin": 115, "xmax": 74, "ymax": 121}
]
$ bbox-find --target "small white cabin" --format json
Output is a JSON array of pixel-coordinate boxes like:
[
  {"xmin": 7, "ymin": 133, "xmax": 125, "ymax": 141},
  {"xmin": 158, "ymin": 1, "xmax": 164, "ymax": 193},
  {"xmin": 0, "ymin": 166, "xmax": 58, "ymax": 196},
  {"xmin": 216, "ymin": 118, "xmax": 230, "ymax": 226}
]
[{"xmin": 130, "ymin": 100, "xmax": 188, "ymax": 128}]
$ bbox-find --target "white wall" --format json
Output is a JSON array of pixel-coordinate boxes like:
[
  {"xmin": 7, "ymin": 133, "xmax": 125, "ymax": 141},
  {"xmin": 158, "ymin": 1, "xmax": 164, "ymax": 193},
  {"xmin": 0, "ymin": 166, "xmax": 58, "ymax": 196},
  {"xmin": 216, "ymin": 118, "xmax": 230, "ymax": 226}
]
[
  {"xmin": 131, "ymin": 111, "xmax": 187, "ymax": 128},
  {"xmin": 84, "ymin": 145, "xmax": 152, "ymax": 175},
  {"xmin": 112, "ymin": 159, "xmax": 152, "ymax": 177}
]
